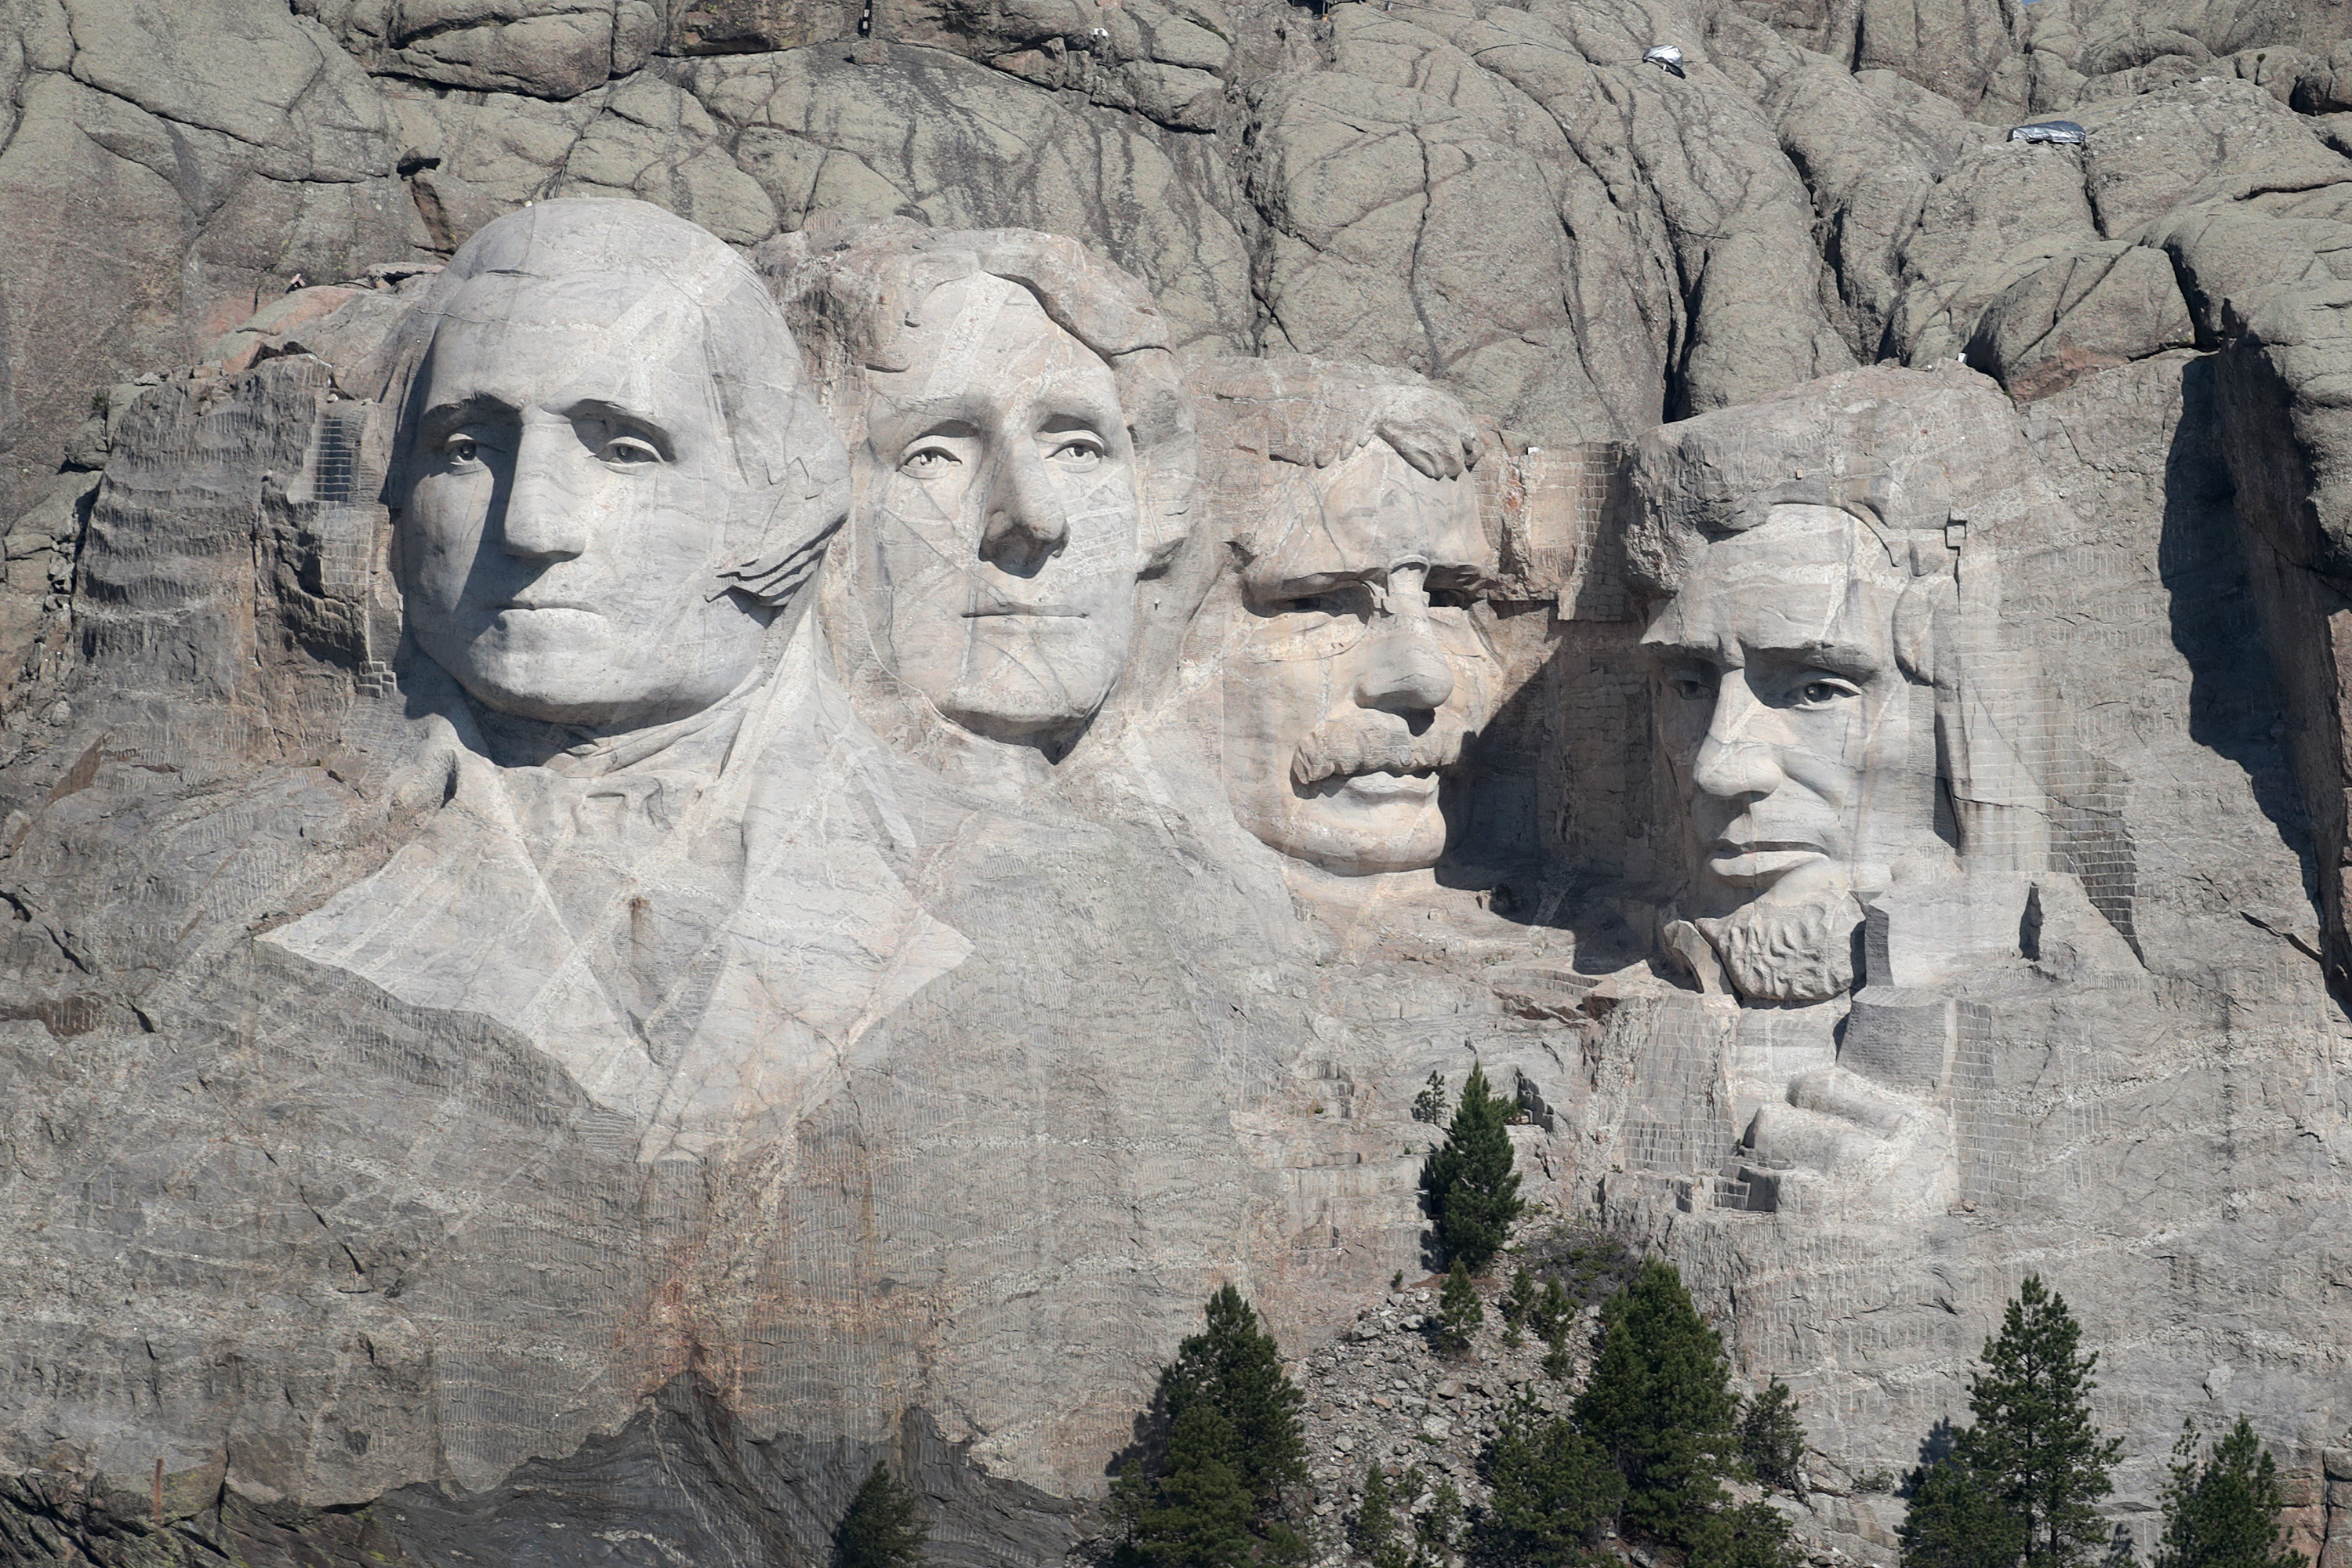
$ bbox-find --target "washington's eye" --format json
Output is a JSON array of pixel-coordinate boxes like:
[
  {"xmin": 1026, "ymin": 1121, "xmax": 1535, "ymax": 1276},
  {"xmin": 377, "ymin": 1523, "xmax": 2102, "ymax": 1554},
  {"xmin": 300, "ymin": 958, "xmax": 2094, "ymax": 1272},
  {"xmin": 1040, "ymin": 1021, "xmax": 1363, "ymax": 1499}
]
[
  {"xmin": 1668, "ymin": 670, "xmax": 1714, "ymax": 700},
  {"xmin": 1794, "ymin": 675, "xmax": 1860, "ymax": 707},
  {"xmin": 599, "ymin": 434, "xmax": 662, "ymax": 466}
]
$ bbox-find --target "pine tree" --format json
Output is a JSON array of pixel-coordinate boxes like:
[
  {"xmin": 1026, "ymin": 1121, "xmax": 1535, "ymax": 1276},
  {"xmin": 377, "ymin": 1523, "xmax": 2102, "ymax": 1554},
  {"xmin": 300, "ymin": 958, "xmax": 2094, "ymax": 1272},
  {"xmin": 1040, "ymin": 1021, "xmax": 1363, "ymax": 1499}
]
[
  {"xmin": 1413, "ymin": 1071, "xmax": 1450, "ymax": 1125},
  {"xmin": 1436, "ymin": 1259, "xmax": 1483, "ymax": 1356},
  {"xmin": 1349, "ymin": 1464, "xmax": 1412, "ymax": 1568},
  {"xmin": 1572, "ymin": 1259, "xmax": 1740, "ymax": 1548},
  {"xmin": 1900, "ymin": 1430, "xmax": 2025, "ymax": 1568},
  {"xmin": 1690, "ymin": 1500, "xmax": 1802, "ymax": 1568},
  {"xmin": 1418, "ymin": 1062, "xmax": 1523, "ymax": 1273},
  {"xmin": 1162, "ymin": 1285, "xmax": 1308, "ymax": 1515},
  {"xmin": 1417, "ymin": 1476, "xmax": 1463, "ymax": 1562},
  {"xmin": 1530, "ymin": 1277, "xmax": 1574, "ymax": 1349},
  {"xmin": 2152, "ymin": 1417, "xmax": 2304, "ymax": 1568},
  {"xmin": 836, "ymin": 1461, "xmax": 929, "ymax": 1568},
  {"xmin": 1476, "ymin": 1397, "xmax": 1626, "ymax": 1566},
  {"xmin": 1119, "ymin": 1400, "xmax": 1259, "ymax": 1568},
  {"xmin": 1898, "ymin": 1276, "xmax": 2122, "ymax": 1568},
  {"xmin": 1120, "ymin": 1285, "xmax": 1308, "ymax": 1565},
  {"xmin": 1739, "ymin": 1379, "xmax": 1807, "ymax": 1493},
  {"xmin": 1502, "ymin": 1266, "xmax": 1539, "ymax": 1342}
]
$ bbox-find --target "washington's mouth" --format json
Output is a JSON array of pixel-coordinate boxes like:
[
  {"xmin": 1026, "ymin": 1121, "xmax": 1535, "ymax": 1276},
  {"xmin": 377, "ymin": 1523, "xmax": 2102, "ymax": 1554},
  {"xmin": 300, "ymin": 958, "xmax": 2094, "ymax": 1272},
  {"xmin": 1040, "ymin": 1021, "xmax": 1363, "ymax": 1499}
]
[
  {"xmin": 964, "ymin": 603, "xmax": 1087, "ymax": 619},
  {"xmin": 1292, "ymin": 734, "xmax": 1466, "ymax": 789},
  {"xmin": 1709, "ymin": 837, "xmax": 1824, "ymax": 856}
]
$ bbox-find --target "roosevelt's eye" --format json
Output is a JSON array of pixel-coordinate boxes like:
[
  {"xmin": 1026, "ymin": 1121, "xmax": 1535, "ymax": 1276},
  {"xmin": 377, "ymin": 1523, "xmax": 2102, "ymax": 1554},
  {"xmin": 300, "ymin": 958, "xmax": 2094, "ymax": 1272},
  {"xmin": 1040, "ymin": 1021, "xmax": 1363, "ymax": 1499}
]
[
  {"xmin": 1428, "ymin": 587, "xmax": 1477, "ymax": 611},
  {"xmin": 1793, "ymin": 675, "xmax": 1860, "ymax": 708},
  {"xmin": 598, "ymin": 434, "xmax": 662, "ymax": 466},
  {"xmin": 902, "ymin": 444, "xmax": 962, "ymax": 473}
]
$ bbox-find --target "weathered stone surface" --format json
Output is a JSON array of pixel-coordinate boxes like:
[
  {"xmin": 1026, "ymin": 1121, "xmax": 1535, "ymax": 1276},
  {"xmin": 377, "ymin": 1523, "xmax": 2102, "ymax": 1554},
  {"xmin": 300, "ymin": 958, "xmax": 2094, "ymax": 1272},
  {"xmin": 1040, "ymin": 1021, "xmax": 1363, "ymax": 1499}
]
[{"xmin": 4, "ymin": 0, "xmax": 2352, "ymax": 1563}]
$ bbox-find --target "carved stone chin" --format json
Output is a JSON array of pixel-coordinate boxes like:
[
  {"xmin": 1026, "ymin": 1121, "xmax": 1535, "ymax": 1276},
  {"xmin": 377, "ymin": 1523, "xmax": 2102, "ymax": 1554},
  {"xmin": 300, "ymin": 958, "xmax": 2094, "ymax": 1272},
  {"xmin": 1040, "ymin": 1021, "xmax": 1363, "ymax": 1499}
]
[{"xmin": 1694, "ymin": 874, "xmax": 1864, "ymax": 1004}]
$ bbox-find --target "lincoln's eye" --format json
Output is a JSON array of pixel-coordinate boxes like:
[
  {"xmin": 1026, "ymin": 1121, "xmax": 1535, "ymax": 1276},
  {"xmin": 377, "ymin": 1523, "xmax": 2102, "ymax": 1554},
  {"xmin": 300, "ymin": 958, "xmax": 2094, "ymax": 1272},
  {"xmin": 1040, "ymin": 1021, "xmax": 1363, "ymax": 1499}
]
[
  {"xmin": 601, "ymin": 434, "xmax": 662, "ymax": 466},
  {"xmin": 441, "ymin": 435, "xmax": 480, "ymax": 464}
]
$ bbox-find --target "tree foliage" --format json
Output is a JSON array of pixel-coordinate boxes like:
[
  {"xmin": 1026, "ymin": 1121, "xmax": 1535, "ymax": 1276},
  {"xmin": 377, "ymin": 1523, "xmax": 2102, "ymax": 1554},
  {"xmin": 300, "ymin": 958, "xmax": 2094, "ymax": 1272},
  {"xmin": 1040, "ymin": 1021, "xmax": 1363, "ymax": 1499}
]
[
  {"xmin": 1739, "ymin": 1379, "xmax": 1807, "ymax": 1493},
  {"xmin": 1690, "ymin": 1501, "xmax": 1802, "ymax": 1568},
  {"xmin": 1475, "ymin": 1398, "xmax": 1626, "ymax": 1566},
  {"xmin": 836, "ymin": 1461, "xmax": 929, "ymax": 1568},
  {"xmin": 2153, "ymin": 1417, "xmax": 2304, "ymax": 1568},
  {"xmin": 1899, "ymin": 1276, "xmax": 2122, "ymax": 1568},
  {"xmin": 1436, "ymin": 1260, "xmax": 1485, "ymax": 1356},
  {"xmin": 1418, "ymin": 1062, "xmax": 1523, "ymax": 1273},
  {"xmin": 1413, "ymin": 1072, "xmax": 1450, "ymax": 1126},
  {"xmin": 1349, "ymin": 1464, "xmax": 1413, "ymax": 1568},
  {"xmin": 1117, "ymin": 1286, "xmax": 1308, "ymax": 1566},
  {"xmin": 1572, "ymin": 1259, "xmax": 1740, "ymax": 1547}
]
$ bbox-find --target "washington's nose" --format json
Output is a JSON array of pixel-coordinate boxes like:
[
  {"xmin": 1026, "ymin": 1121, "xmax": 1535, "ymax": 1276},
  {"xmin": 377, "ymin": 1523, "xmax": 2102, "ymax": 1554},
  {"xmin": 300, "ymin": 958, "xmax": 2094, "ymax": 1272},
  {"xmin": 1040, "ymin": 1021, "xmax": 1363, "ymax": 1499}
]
[
  {"xmin": 1689, "ymin": 669, "xmax": 1785, "ymax": 800},
  {"xmin": 499, "ymin": 423, "xmax": 588, "ymax": 562},
  {"xmin": 979, "ymin": 443, "xmax": 1070, "ymax": 579}
]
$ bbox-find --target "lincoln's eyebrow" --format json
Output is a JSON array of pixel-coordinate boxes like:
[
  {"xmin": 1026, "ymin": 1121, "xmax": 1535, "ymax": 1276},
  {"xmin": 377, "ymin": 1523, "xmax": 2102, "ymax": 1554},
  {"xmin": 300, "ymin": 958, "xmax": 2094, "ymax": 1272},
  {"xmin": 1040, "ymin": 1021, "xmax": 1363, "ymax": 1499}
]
[{"xmin": 1746, "ymin": 639, "xmax": 1882, "ymax": 677}]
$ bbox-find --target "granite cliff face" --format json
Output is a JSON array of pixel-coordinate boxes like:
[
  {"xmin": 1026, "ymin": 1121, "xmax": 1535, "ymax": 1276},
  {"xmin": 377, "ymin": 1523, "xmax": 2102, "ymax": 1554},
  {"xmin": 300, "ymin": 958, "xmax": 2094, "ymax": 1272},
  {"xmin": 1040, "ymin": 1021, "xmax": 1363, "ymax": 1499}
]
[{"xmin": 1, "ymin": 1, "xmax": 2350, "ymax": 1565}]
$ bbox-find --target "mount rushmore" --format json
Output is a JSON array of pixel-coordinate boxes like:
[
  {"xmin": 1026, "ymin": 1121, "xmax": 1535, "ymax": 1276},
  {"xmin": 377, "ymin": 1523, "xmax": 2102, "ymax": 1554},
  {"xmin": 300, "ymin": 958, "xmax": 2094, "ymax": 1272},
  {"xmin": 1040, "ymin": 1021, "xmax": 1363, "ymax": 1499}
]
[{"xmin": 0, "ymin": 0, "xmax": 2350, "ymax": 1563}]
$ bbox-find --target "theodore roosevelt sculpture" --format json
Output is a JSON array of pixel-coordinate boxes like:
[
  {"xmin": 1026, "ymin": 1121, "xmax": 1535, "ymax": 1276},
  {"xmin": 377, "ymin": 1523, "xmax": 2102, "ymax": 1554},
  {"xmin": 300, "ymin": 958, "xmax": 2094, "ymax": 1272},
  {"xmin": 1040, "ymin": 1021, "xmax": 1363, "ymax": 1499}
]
[
  {"xmin": 270, "ymin": 201, "xmax": 968, "ymax": 1156},
  {"xmin": 760, "ymin": 220, "xmax": 1193, "ymax": 772},
  {"xmin": 1185, "ymin": 358, "xmax": 1501, "ymax": 878}
]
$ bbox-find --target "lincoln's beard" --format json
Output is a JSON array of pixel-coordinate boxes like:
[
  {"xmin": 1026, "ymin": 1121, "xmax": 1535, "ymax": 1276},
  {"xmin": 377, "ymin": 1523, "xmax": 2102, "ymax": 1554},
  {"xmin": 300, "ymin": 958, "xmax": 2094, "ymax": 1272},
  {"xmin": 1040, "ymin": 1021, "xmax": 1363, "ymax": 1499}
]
[{"xmin": 1696, "ymin": 891, "xmax": 1864, "ymax": 1004}]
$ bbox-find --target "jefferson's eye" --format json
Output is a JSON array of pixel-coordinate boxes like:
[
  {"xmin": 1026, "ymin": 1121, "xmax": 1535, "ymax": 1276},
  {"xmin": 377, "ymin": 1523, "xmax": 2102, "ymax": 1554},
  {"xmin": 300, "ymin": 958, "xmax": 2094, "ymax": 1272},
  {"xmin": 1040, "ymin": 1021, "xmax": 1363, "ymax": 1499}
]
[
  {"xmin": 600, "ymin": 434, "xmax": 662, "ymax": 466},
  {"xmin": 903, "ymin": 445, "xmax": 961, "ymax": 472},
  {"xmin": 1047, "ymin": 435, "xmax": 1107, "ymax": 468},
  {"xmin": 1794, "ymin": 677, "xmax": 1860, "ymax": 707}
]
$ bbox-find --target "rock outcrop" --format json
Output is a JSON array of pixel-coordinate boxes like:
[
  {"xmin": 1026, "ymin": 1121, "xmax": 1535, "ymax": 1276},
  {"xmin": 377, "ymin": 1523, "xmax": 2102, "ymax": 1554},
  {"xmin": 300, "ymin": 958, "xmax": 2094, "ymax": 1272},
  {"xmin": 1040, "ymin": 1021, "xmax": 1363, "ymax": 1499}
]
[{"xmin": 2, "ymin": 1, "xmax": 2352, "ymax": 1566}]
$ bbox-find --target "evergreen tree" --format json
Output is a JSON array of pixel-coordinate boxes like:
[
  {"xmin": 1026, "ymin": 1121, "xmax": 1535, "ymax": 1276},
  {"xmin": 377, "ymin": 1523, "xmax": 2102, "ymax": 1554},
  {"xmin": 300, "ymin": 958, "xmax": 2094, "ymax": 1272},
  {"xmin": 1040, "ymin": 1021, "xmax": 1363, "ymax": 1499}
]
[
  {"xmin": 1418, "ymin": 1062, "xmax": 1523, "ymax": 1273},
  {"xmin": 1572, "ymin": 1259, "xmax": 1740, "ymax": 1548},
  {"xmin": 1413, "ymin": 1072, "xmax": 1450, "ymax": 1125},
  {"xmin": 2152, "ymin": 1417, "xmax": 2303, "ymax": 1568},
  {"xmin": 1690, "ymin": 1501, "xmax": 1802, "ymax": 1568},
  {"xmin": 836, "ymin": 1461, "xmax": 929, "ymax": 1568},
  {"xmin": 1120, "ymin": 1286, "xmax": 1308, "ymax": 1565},
  {"xmin": 1349, "ymin": 1464, "xmax": 1412, "ymax": 1568},
  {"xmin": 1900, "ymin": 1431, "xmax": 2025, "ymax": 1568},
  {"xmin": 1436, "ymin": 1260, "xmax": 1484, "ymax": 1356},
  {"xmin": 1530, "ymin": 1278, "xmax": 1575, "ymax": 1349},
  {"xmin": 1476, "ymin": 1398, "xmax": 1626, "ymax": 1566},
  {"xmin": 1418, "ymin": 1476, "xmax": 1463, "ymax": 1562},
  {"xmin": 1898, "ymin": 1277, "xmax": 2122, "ymax": 1568},
  {"xmin": 1162, "ymin": 1285, "xmax": 1308, "ymax": 1515},
  {"xmin": 1119, "ymin": 1401, "xmax": 1259, "ymax": 1568},
  {"xmin": 1739, "ymin": 1379, "xmax": 1808, "ymax": 1493},
  {"xmin": 1501, "ymin": 1266, "xmax": 1536, "ymax": 1327}
]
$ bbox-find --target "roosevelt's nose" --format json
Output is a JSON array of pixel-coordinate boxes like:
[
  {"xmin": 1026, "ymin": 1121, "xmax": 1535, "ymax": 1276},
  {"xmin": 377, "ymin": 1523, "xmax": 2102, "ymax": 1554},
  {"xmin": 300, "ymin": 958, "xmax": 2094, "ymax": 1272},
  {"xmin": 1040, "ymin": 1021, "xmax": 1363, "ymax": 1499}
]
[
  {"xmin": 499, "ymin": 420, "xmax": 589, "ymax": 562},
  {"xmin": 1689, "ymin": 668, "xmax": 1787, "ymax": 801},
  {"xmin": 1353, "ymin": 565, "xmax": 1456, "ymax": 713},
  {"xmin": 978, "ymin": 441, "xmax": 1070, "ymax": 579}
]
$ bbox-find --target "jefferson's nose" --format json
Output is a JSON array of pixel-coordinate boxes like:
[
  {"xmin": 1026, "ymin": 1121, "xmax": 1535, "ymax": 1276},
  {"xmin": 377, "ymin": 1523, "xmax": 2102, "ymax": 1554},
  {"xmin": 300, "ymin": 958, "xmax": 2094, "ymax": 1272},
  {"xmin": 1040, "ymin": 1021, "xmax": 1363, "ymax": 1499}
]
[
  {"xmin": 979, "ymin": 442, "xmax": 1070, "ymax": 578},
  {"xmin": 1353, "ymin": 565, "xmax": 1455, "ymax": 713},
  {"xmin": 500, "ymin": 421, "xmax": 588, "ymax": 562},
  {"xmin": 1690, "ymin": 668, "xmax": 1786, "ymax": 801}
]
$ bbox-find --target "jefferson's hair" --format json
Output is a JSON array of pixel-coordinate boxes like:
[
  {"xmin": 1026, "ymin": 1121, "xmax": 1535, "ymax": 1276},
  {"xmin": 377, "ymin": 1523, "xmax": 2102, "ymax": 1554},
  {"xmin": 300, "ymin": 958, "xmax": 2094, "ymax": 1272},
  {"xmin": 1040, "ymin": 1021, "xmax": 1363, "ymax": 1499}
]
[{"xmin": 760, "ymin": 217, "xmax": 1195, "ymax": 572}]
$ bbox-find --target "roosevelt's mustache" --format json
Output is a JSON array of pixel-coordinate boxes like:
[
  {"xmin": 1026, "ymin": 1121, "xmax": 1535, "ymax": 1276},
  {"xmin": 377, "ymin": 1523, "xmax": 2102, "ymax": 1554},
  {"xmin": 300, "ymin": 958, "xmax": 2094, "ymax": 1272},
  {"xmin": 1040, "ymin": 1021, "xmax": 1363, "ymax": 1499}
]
[{"xmin": 1291, "ymin": 712, "xmax": 1472, "ymax": 788}]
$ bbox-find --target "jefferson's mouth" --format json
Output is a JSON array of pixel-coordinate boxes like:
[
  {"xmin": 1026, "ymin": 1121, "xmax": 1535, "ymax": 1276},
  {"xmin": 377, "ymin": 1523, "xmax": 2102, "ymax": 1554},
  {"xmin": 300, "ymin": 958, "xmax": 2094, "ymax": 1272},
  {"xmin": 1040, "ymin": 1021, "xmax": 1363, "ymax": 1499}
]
[
  {"xmin": 963, "ymin": 603, "xmax": 1088, "ymax": 619},
  {"xmin": 1301, "ymin": 768, "xmax": 1443, "ymax": 802},
  {"xmin": 495, "ymin": 599, "xmax": 598, "ymax": 614}
]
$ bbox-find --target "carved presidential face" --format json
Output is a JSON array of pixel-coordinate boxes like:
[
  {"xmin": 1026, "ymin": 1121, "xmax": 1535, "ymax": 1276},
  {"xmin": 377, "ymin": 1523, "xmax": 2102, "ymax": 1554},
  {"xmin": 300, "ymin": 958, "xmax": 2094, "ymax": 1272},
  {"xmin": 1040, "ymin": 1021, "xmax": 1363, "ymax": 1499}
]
[
  {"xmin": 1220, "ymin": 441, "xmax": 1500, "ymax": 877},
  {"xmin": 399, "ymin": 272, "xmax": 771, "ymax": 731},
  {"xmin": 853, "ymin": 272, "xmax": 1144, "ymax": 746},
  {"xmin": 1642, "ymin": 505, "xmax": 1951, "ymax": 932}
]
